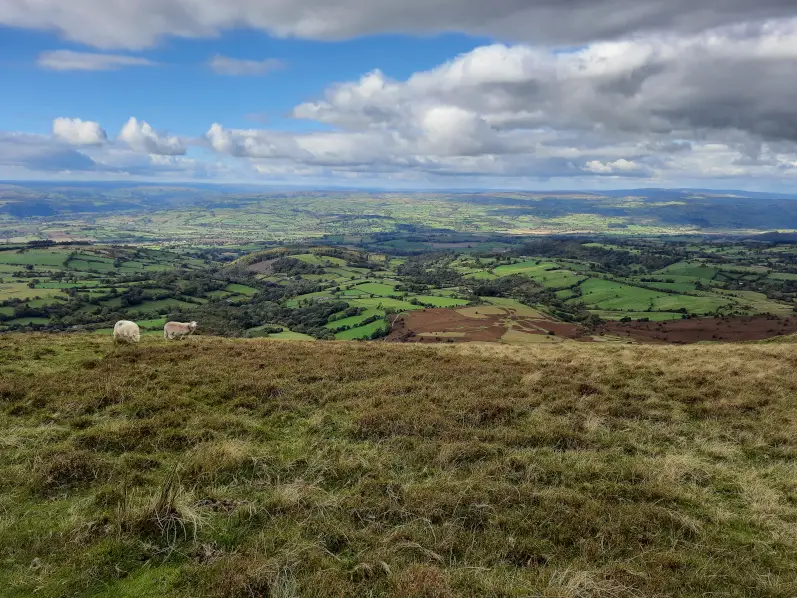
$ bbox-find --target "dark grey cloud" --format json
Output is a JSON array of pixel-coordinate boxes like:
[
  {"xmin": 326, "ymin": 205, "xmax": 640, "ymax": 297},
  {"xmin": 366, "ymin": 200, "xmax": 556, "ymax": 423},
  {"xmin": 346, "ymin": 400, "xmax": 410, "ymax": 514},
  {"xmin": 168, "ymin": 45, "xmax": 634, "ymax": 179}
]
[
  {"xmin": 209, "ymin": 23, "xmax": 797, "ymax": 183},
  {"xmin": 0, "ymin": 133, "xmax": 100, "ymax": 172},
  {"xmin": 1, "ymin": 0, "xmax": 795, "ymax": 49},
  {"xmin": 3, "ymin": 3, "xmax": 797, "ymax": 186},
  {"xmin": 0, "ymin": 133, "xmax": 218, "ymax": 179}
]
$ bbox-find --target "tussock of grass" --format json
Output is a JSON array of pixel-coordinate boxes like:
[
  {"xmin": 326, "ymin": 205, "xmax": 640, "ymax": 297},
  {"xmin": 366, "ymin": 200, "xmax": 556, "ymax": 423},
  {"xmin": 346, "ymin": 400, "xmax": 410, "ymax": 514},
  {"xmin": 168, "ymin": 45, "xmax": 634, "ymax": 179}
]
[{"xmin": 1, "ymin": 333, "xmax": 797, "ymax": 596}]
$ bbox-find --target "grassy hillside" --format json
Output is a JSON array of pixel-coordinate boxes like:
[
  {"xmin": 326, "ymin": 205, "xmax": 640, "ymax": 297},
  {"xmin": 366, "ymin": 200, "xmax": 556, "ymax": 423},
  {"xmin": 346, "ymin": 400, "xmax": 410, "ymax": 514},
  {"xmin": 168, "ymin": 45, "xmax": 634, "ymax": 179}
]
[{"xmin": 2, "ymin": 334, "xmax": 797, "ymax": 597}]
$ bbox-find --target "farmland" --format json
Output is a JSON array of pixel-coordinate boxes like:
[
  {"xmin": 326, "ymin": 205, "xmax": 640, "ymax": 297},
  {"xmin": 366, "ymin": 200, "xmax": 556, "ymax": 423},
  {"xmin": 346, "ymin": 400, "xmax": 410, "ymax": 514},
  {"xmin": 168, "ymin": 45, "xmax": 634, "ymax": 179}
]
[
  {"xmin": 4, "ymin": 235, "xmax": 797, "ymax": 344},
  {"xmin": 4, "ymin": 184, "xmax": 797, "ymax": 245}
]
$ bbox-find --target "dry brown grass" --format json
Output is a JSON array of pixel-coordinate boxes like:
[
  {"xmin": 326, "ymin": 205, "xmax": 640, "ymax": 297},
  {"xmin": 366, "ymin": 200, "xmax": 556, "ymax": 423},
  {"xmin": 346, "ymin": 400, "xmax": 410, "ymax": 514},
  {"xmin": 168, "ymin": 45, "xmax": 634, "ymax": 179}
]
[{"xmin": 1, "ymin": 333, "xmax": 797, "ymax": 597}]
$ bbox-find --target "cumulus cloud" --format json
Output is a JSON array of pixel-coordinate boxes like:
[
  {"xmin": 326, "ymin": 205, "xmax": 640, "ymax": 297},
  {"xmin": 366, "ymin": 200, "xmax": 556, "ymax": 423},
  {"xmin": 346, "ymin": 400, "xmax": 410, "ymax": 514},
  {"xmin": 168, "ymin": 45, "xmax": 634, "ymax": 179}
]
[
  {"xmin": 584, "ymin": 159, "xmax": 647, "ymax": 175},
  {"xmin": 5, "ymin": 3, "xmax": 797, "ymax": 187},
  {"xmin": 119, "ymin": 117, "xmax": 187, "ymax": 155},
  {"xmin": 1, "ymin": 0, "xmax": 796, "ymax": 49},
  {"xmin": 37, "ymin": 50, "xmax": 156, "ymax": 71},
  {"xmin": 225, "ymin": 21, "xmax": 792, "ymax": 182},
  {"xmin": 52, "ymin": 118, "xmax": 107, "ymax": 146},
  {"xmin": 208, "ymin": 55, "xmax": 284, "ymax": 75}
]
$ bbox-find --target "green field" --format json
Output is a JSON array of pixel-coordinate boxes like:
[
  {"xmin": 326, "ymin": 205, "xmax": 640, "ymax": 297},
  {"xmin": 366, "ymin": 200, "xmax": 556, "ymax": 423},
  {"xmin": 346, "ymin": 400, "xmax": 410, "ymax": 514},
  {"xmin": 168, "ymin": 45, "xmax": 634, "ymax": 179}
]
[
  {"xmin": 463, "ymin": 270, "xmax": 497, "ymax": 280},
  {"xmin": 493, "ymin": 260, "xmax": 559, "ymax": 276},
  {"xmin": 0, "ymin": 283, "xmax": 61, "ymax": 301},
  {"xmin": 575, "ymin": 278, "xmax": 664, "ymax": 310},
  {"xmin": 655, "ymin": 262, "xmax": 718, "ymax": 280},
  {"xmin": 352, "ymin": 282, "xmax": 397, "ymax": 295},
  {"xmin": 412, "ymin": 295, "xmax": 469, "ymax": 307},
  {"xmin": 591, "ymin": 310, "xmax": 686, "ymax": 321},
  {"xmin": 224, "ymin": 283, "xmax": 258, "ymax": 296},
  {"xmin": 325, "ymin": 309, "xmax": 383, "ymax": 330},
  {"xmin": 335, "ymin": 319, "xmax": 388, "ymax": 339},
  {"xmin": 348, "ymin": 297, "xmax": 424, "ymax": 311},
  {"xmin": 0, "ymin": 249, "xmax": 68, "ymax": 267},
  {"xmin": 268, "ymin": 330, "xmax": 316, "ymax": 340},
  {"xmin": 574, "ymin": 278, "xmax": 726, "ymax": 314}
]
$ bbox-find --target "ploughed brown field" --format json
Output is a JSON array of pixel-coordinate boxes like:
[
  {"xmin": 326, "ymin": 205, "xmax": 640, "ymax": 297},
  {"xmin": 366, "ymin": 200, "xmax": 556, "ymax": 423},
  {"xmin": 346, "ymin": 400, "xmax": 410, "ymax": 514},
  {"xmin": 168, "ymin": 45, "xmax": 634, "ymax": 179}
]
[
  {"xmin": 388, "ymin": 308, "xmax": 797, "ymax": 345},
  {"xmin": 387, "ymin": 306, "xmax": 587, "ymax": 344},
  {"xmin": 600, "ymin": 315, "xmax": 797, "ymax": 344}
]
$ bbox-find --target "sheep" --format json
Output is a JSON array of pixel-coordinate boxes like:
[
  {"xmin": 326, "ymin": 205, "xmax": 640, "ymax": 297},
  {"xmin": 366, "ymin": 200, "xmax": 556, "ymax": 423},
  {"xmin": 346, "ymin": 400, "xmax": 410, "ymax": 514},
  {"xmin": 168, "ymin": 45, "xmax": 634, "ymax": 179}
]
[
  {"xmin": 164, "ymin": 321, "xmax": 198, "ymax": 340},
  {"xmin": 113, "ymin": 320, "xmax": 140, "ymax": 343}
]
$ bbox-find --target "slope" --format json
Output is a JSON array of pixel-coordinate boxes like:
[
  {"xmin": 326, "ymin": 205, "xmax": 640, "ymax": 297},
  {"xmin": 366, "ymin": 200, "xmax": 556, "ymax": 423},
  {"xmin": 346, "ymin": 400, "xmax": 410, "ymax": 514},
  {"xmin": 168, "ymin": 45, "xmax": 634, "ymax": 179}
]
[{"xmin": 1, "ymin": 334, "xmax": 796, "ymax": 597}]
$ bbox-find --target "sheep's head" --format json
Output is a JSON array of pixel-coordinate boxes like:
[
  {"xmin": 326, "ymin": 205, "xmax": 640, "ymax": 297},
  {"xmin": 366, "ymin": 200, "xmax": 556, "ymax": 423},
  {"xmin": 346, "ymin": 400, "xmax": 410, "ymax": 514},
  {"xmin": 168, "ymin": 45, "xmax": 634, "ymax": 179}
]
[{"xmin": 190, "ymin": 321, "xmax": 198, "ymax": 331}]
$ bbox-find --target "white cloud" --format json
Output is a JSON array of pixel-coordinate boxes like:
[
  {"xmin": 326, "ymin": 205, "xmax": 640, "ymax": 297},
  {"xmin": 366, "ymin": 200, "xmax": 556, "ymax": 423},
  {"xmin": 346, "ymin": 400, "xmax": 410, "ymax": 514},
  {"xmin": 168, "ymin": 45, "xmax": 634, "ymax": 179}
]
[
  {"xmin": 0, "ymin": 132, "xmax": 100, "ymax": 172},
  {"xmin": 52, "ymin": 118, "xmax": 107, "ymax": 146},
  {"xmin": 37, "ymin": 50, "xmax": 156, "ymax": 71},
  {"xmin": 1, "ymin": 0, "xmax": 795, "ymax": 50},
  {"xmin": 119, "ymin": 117, "xmax": 187, "ymax": 155},
  {"xmin": 584, "ymin": 159, "xmax": 645, "ymax": 175},
  {"xmin": 208, "ymin": 55, "xmax": 284, "ymax": 75},
  {"xmin": 4, "ymin": 8, "xmax": 797, "ymax": 187}
]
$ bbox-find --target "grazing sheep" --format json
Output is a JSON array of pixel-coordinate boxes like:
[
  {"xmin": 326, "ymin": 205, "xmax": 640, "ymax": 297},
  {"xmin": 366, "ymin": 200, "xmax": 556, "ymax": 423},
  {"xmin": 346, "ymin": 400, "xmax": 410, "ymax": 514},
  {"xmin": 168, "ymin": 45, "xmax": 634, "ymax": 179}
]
[
  {"xmin": 113, "ymin": 320, "xmax": 140, "ymax": 343},
  {"xmin": 164, "ymin": 321, "xmax": 198, "ymax": 340}
]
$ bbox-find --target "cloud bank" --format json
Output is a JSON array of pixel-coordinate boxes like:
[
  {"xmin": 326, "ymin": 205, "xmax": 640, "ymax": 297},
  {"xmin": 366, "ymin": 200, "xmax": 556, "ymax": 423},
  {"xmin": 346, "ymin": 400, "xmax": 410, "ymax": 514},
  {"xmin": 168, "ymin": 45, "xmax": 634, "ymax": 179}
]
[
  {"xmin": 1, "ymin": 0, "xmax": 795, "ymax": 49},
  {"xmin": 2, "ymin": 2, "xmax": 797, "ymax": 188},
  {"xmin": 199, "ymin": 22, "xmax": 797, "ymax": 184}
]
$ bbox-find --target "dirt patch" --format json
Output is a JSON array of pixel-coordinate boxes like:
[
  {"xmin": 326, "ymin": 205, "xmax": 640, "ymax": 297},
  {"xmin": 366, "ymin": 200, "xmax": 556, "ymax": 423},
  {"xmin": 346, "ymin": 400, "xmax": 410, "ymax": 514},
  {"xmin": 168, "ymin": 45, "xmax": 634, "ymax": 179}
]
[
  {"xmin": 389, "ymin": 308, "xmax": 506, "ymax": 343},
  {"xmin": 600, "ymin": 315, "xmax": 797, "ymax": 344},
  {"xmin": 387, "ymin": 307, "xmax": 587, "ymax": 344},
  {"xmin": 389, "ymin": 309, "xmax": 797, "ymax": 345},
  {"xmin": 526, "ymin": 320, "xmax": 585, "ymax": 339},
  {"xmin": 247, "ymin": 259, "xmax": 275, "ymax": 274},
  {"xmin": 456, "ymin": 306, "xmax": 505, "ymax": 319}
]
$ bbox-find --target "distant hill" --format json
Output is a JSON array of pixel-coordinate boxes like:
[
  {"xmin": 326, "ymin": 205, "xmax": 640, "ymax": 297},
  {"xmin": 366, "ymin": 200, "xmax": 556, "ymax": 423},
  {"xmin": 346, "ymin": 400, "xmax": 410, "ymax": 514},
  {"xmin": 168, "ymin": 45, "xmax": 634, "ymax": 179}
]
[
  {"xmin": 2, "ymin": 333, "xmax": 796, "ymax": 597},
  {"xmin": 3, "ymin": 183, "xmax": 797, "ymax": 236}
]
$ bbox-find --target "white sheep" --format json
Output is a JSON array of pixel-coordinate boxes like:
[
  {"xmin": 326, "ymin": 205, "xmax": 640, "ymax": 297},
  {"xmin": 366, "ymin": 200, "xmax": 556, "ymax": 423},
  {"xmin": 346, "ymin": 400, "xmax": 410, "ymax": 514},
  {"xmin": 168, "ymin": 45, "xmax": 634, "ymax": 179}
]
[
  {"xmin": 164, "ymin": 321, "xmax": 198, "ymax": 340},
  {"xmin": 113, "ymin": 320, "xmax": 141, "ymax": 343}
]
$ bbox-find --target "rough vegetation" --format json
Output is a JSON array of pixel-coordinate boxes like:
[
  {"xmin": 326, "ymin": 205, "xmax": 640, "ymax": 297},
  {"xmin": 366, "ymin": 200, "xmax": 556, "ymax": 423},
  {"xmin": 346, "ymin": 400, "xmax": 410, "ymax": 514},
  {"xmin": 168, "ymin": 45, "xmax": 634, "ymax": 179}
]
[{"xmin": 2, "ymin": 333, "xmax": 797, "ymax": 597}]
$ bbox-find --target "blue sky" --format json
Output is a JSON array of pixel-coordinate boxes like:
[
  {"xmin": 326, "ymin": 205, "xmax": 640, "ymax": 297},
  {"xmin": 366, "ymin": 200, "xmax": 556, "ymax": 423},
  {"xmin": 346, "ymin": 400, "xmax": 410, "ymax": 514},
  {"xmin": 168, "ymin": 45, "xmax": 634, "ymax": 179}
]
[
  {"xmin": 1, "ymin": 27, "xmax": 487, "ymax": 135},
  {"xmin": 1, "ymin": 2, "xmax": 796, "ymax": 191}
]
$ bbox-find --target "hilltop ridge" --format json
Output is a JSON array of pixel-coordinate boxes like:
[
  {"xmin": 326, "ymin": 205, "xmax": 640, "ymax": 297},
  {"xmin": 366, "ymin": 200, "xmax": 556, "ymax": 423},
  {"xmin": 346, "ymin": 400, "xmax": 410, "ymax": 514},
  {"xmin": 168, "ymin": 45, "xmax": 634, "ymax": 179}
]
[{"xmin": 1, "ymin": 334, "xmax": 796, "ymax": 597}]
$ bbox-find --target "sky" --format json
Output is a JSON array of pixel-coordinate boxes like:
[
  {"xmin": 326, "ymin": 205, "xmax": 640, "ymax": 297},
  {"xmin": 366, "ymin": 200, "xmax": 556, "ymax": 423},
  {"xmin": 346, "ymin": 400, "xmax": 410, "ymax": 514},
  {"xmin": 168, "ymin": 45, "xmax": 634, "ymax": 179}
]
[{"xmin": 1, "ymin": 1, "xmax": 797, "ymax": 191}]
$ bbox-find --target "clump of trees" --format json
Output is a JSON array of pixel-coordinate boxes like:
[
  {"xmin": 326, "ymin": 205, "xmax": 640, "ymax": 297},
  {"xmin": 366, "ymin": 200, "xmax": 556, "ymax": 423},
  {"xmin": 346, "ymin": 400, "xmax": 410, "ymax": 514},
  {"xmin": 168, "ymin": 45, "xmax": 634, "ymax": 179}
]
[{"xmin": 271, "ymin": 257, "xmax": 325, "ymax": 276}]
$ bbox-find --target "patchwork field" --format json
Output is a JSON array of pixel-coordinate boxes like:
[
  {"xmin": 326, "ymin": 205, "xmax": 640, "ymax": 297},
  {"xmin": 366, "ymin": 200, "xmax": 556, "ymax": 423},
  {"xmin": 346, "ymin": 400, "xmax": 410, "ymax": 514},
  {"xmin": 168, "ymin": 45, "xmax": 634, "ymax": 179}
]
[{"xmin": 4, "ymin": 237, "xmax": 797, "ymax": 344}]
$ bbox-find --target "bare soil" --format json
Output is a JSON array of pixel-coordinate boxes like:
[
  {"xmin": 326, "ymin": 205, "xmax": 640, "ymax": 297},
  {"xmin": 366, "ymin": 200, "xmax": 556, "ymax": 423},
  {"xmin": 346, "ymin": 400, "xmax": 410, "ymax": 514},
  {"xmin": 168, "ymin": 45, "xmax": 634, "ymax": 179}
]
[
  {"xmin": 387, "ymin": 307, "xmax": 585, "ymax": 343},
  {"xmin": 247, "ymin": 259, "xmax": 276, "ymax": 274},
  {"xmin": 389, "ymin": 309, "xmax": 797, "ymax": 345},
  {"xmin": 599, "ymin": 315, "xmax": 797, "ymax": 344}
]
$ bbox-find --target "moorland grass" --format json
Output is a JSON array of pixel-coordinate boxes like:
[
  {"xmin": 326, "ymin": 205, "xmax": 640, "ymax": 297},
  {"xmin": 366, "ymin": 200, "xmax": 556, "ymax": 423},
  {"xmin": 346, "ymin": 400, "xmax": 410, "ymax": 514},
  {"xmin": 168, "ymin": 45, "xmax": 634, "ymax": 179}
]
[{"xmin": 1, "ymin": 334, "xmax": 797, "ymax": 597}]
